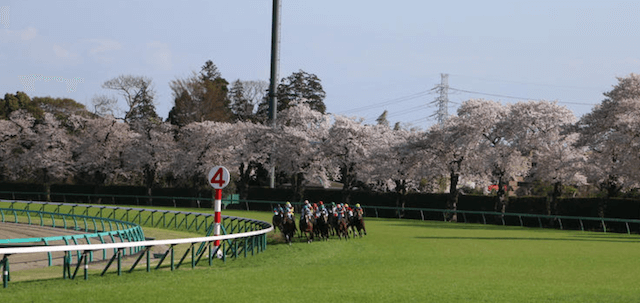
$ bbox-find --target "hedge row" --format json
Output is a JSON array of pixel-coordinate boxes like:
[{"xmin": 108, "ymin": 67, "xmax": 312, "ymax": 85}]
[{"xmin": 1, "ymin": 183, "xmax": 640, "ymax": 221}]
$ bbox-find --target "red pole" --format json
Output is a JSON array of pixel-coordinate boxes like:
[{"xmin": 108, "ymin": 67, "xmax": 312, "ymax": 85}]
[{"xmin": 214, "ymin": 189, "xmax": 222, "ymax": 248}]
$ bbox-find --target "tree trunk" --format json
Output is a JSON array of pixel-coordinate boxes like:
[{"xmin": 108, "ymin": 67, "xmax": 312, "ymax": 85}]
[
  {"xmin": 291, "ymin": 172, "xmax": 305, "ymax": 203},
  {"xmin": 551, "ymin": 181, "xmax": 562, "ymax": 215},
  {"xmin": 604, "ymin": 175, "xmax": 621, "ymax": 199},
  {"xmin": 236, "ymin": 162, "xmax": 252, "ymax": 201},
  {"xmin": 144, "ymin": 164, "xmax": 155, "ymax": 206},
  {"xmin": 495, "ymin": 176, "xmax": 507, "ymax": 214},
  {"xmin": 41, "ymin": 168, "xmax": 51, "ymax": 202},
  {"xmin": 395, "ymin": 179, "xmax": 407, "ymax": 219},
  {"xmin": 599, "ymin": 174, "xmax": 619, "ymax": 223},
  {"xmin": 448, "ymin": 172, "xmax": 459, "ymax": 222},
  {"xmin": 340, "ymin": 163, "xmax": 356, "ymax": 204}
]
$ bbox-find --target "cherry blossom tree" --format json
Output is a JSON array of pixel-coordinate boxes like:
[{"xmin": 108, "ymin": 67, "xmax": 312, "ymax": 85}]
[
  {"xmin": 419, "ymin": 116, "xmax": 483, "ymax": 221},
  {"xmin": 455, "ymin": 99, "xmax": 531, "ymax": 213},
  {"xmin": 324, "ymin": 115, "xmax": 381, "ymax": 204},
  {"xmin": 367, "ymin": 125, "xmax": 425, "ymax": 216},
  {"xmin": 506, "ymin": 100, "xmax": 583, "ymax": 214},
  {"xmin": 230, "ymin": 122, "xmax": 272, "ymax": 200},
  {"xmin": 0, "ymin": 111, "xmax": 75, "ymax": 197},
  {"xmin": 272, "ymin": 102, "xmax": 331, "ymax": 201},
  {"xmin": 173, "ymin": 121, "xmax": 239, "ymax": 187},
  {"xmin": 70, "ymin": 114, "xmax": 135, "ymax": 186},
  {"xmin": 575, "ymin": 74, "xmax": 640, "ymax": 199}
]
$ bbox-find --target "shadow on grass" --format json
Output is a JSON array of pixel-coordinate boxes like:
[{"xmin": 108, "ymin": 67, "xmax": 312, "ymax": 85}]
[
  {"xmin": 389, "ymin": 221, "xmax": 525, "ymax": 231},
  {"xmin": 389, "ymin": 221, "xmax": 634, "ymax": 234},
  {"xmin": 416, "ymin": 236, "xmax": 640, "ymax": 243}
]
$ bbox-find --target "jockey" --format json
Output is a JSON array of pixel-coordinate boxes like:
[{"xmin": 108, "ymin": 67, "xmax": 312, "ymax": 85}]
[
  {"xmin": 354, "ymin": 203, "xmax": 363, "ymax": 213},
  {"xmin": 319, "ymin": 204, "xmax": 328, "ymax": 217},
  {"xmin": 312, "ymin": 203, "xmax": 318, "ymax": 215},
  {"xmin": 285, "ymin": 202, "xmax": 294, "ymax": 219},
  {"xmin": 345, "ymin": 204, "xmax": 353, "ymax": 218},
  {"xmin": 336, "ymin": 203, "xmax": 344, "ymax": 220},
  {"xmin": 273, "ymin": 204, "xmax": 284, "ymax": 216},
  {"xmin": 301, "ymin": 204, "xmax": 314, "ymax": 224},
  {"xmin": 354, "ymin": 203, "xmax": 364, "ymax": 218},
  {"xmin": 330, "ymin": 202, "xmax": 337, "ymax": 216}
]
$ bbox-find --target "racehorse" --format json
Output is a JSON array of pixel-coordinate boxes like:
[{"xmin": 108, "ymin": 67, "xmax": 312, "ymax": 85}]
[
  {"xmin": 314, "ymin": 213, "xmax": 330, "ymax": 241},
  {"xmin": 272, "ymin": 212, "xmax": 283, "ymax": 233},
  {"xmin": 282, "ymin": 216, "xmax": 297, "ymax": 245},
  {"xmin": 336, "ymin": 217, "xmax": 349, "ymax": 240},
  {"xmin": 329, "ymin": 213, "xmax": 339, "ymax": 237},
  {"xmin": 299, "ymin": 214, "xmax": 314, "ymax": 243},
  {"xmin": 351, "ymin": 209, "xmax": 366, "ymax": 237}
]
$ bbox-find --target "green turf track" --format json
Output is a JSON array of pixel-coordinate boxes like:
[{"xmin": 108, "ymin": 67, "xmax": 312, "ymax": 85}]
[{"xmin": 3, "ymin": 209, "xmax": 640, "ymax": 302}]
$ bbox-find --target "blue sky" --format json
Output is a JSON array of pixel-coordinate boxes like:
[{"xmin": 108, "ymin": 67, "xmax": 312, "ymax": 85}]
[{"xmin": 1, "ymin": 1, "xmax": 639, "ymax": 129}]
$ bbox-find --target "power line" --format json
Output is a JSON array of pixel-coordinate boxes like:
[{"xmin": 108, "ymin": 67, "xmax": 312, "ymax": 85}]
[
  {"xmin": 338, "ymin": 89, "xmax": 435, "ymax": 114},
  {"xmin": 386, "ymin": 104, "xmax": 432, "ymax": 119},
  {"xmin": 449, "ymin": 73, "xmax": 603, "ymax": 91},
  {"xmin": 448, "ymin": 87, "xmax": 596, "ymax": 106}
]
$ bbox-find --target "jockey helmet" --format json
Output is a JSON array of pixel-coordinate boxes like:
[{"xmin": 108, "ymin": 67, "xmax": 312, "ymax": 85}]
[
  {"xmin": 331, "ymin": 202, "xmax": 336, "ymax": 206},
  {"xmin": 286, "ymin": 201, "xmax": 291, "ymax": 206},
  {"xmin": 356, "ymin": 203, "xmax": 360, "ymax": 208},
  {"xmin": 319, "ymin": 201, "xmax": 323, "ymax": 205},
  {"xmin": 345, "ymin": 204, "xmax": 349, "ymax": 208},
  {"xmin": 313, "ymin": 203, "xmax": 317, "ymax": 208}
]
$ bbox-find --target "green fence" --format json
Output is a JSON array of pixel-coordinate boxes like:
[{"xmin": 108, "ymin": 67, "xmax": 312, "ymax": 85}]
[
  {"xmin": 0, "ymin": 206, "xmax": 145, "ymax": 266},
  {"xmin": 0, "ymin": 199, "xmax": 272, "ymax": 288},
  {"xmin": 3, "ymin": 190, "xmax": 640, "ymax": 234}
]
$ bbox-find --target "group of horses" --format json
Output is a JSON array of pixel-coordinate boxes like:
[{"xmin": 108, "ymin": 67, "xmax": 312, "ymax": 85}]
[{"xmin": 272, "ymin": 209, "xmax": 367, "ymax": 244}]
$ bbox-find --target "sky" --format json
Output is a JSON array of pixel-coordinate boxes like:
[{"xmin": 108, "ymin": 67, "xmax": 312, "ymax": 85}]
[{"xmin": 1, "ymin": 0, "xmax": 639, "ymax": 130}]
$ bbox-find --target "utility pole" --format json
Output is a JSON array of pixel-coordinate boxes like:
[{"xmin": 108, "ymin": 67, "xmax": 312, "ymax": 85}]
[
  {"xmin": 430, "ymin": 73, "xmax": 449, "ymax": 127},
  {"xmin": 268, "ymin": 0, "xmax": 281, "ymax": 188}
]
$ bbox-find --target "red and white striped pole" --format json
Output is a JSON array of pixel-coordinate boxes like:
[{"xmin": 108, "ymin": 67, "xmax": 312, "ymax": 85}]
[
  {"xmin": 213, "ymin": 188, "xmax": 222, "ymax": 249},
  {"xmin": 207, "ymin": 166, "xmax": 230, "ymax": 259}
]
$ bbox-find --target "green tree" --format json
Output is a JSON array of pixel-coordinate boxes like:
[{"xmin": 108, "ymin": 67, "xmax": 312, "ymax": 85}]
[
  {"xmin": 256, "ymin": 70, "xmax": 326, "ymax": 121},
  {"xmin": 229, "ymin": 80, "xmax": 253, "ymax": 122},
  {"xmin": 32, "ymin": 96, "xmax": 92, "ymax": 121},
  {"xmin": 101, "ymin": 75, "xmax": 159, "ymax": 124},
  {"xmin": 376, "ymin": 110, "xmax": 390, "ymax": 127},
  {"xmin": 168, "ymin": 60, "xmax": 232, "ymax": 126},
  {"xmin": 0, "ymin": 91, "xmax": 43, "ymax": 120}
]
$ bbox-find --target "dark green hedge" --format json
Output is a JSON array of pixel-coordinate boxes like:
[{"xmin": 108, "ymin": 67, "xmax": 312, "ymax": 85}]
[{"xmin": 3, "ymin": 183, "xmax": 640, "ymax": 221}]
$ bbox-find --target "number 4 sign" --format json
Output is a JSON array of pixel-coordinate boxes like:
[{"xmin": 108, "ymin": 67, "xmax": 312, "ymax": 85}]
[{"xmin": 207, "ymin": 166, "xmax": 230, "ymax": 189}]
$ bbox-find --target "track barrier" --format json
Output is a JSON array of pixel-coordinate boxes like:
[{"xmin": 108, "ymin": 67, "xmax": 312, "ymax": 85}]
[
  {"xmin": 0, "ymin": 199, "xmax": 272, "ymax": 288},
  {"xmin": 2, "ymin": 191, "xmax": 638, "ymax": 234}
]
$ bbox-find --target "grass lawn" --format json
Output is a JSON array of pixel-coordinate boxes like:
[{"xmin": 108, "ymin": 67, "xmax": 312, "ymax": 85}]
[{"xmin": 2, "ymin": 209, "xmax": 640, "ymax": 302}]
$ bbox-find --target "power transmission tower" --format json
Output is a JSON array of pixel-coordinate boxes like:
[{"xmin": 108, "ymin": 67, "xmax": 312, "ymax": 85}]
[{"xmin": 430, "ymin": 73, "xmax": 449, "ymax": 127}]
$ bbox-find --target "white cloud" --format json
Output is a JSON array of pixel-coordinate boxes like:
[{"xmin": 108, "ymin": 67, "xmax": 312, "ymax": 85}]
[
  {"xmin": 86, "ymin": 38, "xmax": 122, "ymax": 64},
  {"xmin": 0, "ymin": 26, "xmax": 38, "ymax": 42},
  {"xmin": 88, "ymin": 39, "xmax": 122, "ymax": 54},
  {"xmin": 20, "ymin": 26, "xmax": 37, "ymax": 40},
  {"xmin": 53, "ymin": 44, "xmax": 71, "ymax": 58},
  {"xmin": 145, "ymin": 41, "xmax": 172, "ymax": 71}
]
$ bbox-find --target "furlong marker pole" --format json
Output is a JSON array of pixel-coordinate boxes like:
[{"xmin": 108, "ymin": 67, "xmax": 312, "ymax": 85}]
[
  {"xmin": 207, "ymin": 165, "xmax": 229, "ymax": 258},
  {"xmin": 214, "ymin": 189, "xmax": 222, "ymax": 250}
]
